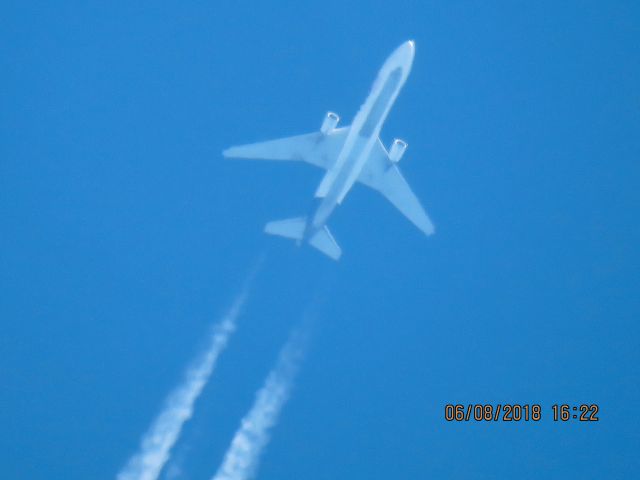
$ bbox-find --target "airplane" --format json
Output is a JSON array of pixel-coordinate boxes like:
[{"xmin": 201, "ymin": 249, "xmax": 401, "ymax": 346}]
[{"xmin": 223, "ymin": 40, "xmax": 434, "ymax": 260}]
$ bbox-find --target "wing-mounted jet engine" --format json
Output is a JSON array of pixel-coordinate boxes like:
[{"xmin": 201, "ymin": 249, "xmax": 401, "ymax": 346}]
[
  {"xmin": 388, "ymin": 138, "xmax": 408, "ymax": 163},
  {"xmin": 320, "ymin": 112, "xmax": 340, "ymax": 134}
]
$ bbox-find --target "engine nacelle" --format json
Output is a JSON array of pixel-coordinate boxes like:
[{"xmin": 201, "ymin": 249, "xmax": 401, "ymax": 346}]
[
  {"xmin": 320, "ymin": 111, "xmax": 340, "ymax": 134},
  {"xmin": 388, "ymin": 139, "xmax": 408, "ymax": 163}
]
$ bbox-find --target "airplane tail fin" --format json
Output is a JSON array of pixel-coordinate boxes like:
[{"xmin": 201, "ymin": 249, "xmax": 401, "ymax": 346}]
[{"xmin": 264, "ymin": 217, "xmax": 342, "ymax": 260}]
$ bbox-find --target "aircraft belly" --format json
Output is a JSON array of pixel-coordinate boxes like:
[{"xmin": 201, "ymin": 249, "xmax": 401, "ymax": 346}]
[
  {"xmin": 335, "ymin": 136, "xmax": 375, "ymax": 204},
  {"xmin": 311, "ymin": 137, "xmax": 368, "ymax": 228},
  {"xmin": 314, "ymin": 155, "xmax": 344, "ymax": 198},
  {"xmin": 311, "ymin": 195, "xmax": 336, "ymax": 229}
]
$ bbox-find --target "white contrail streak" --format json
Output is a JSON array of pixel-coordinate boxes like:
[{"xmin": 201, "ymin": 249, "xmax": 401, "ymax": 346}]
[
  {"xmin": 211, "ymin": 326, "xmax": 307, "ymax": 480},
  {"xmin": 116, "ymin": 291, "xmax": 248, "ymax": 480}
]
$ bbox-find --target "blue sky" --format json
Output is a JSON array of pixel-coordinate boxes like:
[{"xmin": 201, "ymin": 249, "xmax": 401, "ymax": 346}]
[{"xmin": 2, "ymin": 1, "xmax": 639, "ymax": 479}]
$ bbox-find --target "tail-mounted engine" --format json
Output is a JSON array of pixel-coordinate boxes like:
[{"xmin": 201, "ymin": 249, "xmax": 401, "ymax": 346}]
[
  {"xmin": 320, "ymin": 111, "xmax": 340, "ymax": 134},
  {"xmin": 388, "ymin": 139, "xmax": 408, "ymax": 163}
]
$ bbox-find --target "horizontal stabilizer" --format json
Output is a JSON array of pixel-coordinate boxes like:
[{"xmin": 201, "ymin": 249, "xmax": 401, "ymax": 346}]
[
  {"xmin": 309, "ymin": 226, "xmax": 342, "ymax": 261},
  {"xmin": 264, "ymin": 217, "xmax": 307, "ymax": 241}
]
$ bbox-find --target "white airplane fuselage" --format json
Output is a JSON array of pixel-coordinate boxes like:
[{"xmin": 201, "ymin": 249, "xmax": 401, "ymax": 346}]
[
  {"xmin": 223, "ymin": 40, "xmax": 433, "ymax": 260},
  {"xmin": 305, "ymin": 40, "xmax": 415, "ymax": 238}
]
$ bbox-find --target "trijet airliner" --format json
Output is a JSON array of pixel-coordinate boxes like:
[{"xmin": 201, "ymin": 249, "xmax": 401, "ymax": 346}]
[{"xmin": 223, "ymin": 40, "xmax": 434, "ymax": 260}]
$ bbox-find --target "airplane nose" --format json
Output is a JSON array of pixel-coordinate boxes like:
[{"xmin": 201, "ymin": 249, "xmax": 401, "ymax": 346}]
[
  {"xmin": 403, "ymin": 40, "xmax": 415, "ymax": 62},
  {"xmin": 386, "ymin": 40, "xmax": 415, "ymax": 71}
]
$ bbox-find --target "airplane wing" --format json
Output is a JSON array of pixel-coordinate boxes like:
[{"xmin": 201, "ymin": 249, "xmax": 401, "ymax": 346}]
[
  {"xmin": 222, "ymin": 127, "xmax": 349, "ymax": 170},
  {"xmin": 358, "ymin": 138, "xmax": 435, "ymax": 235}
]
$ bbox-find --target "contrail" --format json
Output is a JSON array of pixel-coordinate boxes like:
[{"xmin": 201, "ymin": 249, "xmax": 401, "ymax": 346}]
[
  {"xmin": 211, "ymin": 326, "xmax": 308, "ymax": 480},
  {"xmin": 116, "ymin": 290, "xmax": 249, "ymax": 480}
]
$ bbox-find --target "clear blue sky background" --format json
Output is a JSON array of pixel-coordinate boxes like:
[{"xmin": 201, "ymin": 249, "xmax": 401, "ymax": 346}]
[{"xmin": 2, "ymin": 1, "xmax": 639, "ymax": 479}]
